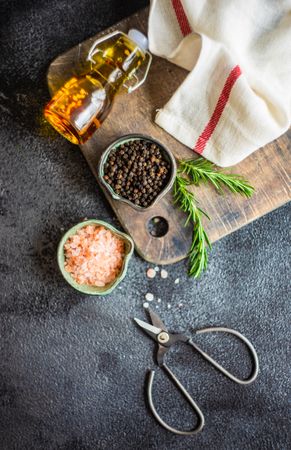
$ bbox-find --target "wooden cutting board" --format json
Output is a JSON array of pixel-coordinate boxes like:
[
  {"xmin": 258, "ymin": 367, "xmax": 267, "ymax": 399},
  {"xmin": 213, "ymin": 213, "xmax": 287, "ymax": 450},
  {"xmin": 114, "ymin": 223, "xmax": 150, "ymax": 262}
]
[{"xmin": 47, "ymin": 8, "xmax": 291, "ymax": 264}]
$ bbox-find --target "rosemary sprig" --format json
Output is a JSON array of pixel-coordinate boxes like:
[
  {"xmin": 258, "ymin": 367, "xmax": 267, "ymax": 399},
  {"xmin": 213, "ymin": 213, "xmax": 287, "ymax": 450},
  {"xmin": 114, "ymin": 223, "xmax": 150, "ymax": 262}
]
[
  {"xmin": 179, "ymin": 157, "xmax": 254, "ymax": 198},
  {"xmin": 173, "ymin": 175, "xmax": 211, "ymax": 278},
  {"xmin": 174, "ymin": 157, "xmax": 255, "ymax": 278}
]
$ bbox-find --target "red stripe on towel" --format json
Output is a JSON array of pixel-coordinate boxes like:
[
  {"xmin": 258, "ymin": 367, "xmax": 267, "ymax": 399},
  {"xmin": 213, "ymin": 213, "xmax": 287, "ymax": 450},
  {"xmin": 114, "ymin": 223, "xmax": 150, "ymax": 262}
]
[
  {"xmin": 194, "ymin": 65, "xmax": 242, "ymax": 154},
  {"xmin": 171, "ymin": 0, "xmax": 192, "ymax": 36}
]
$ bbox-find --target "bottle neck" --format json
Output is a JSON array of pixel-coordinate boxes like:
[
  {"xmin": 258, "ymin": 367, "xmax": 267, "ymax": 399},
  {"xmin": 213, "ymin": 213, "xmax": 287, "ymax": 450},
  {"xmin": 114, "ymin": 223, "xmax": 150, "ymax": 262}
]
[{"xmin": 90, "ymin": 62, "xmax": 128, "ymax": 91}]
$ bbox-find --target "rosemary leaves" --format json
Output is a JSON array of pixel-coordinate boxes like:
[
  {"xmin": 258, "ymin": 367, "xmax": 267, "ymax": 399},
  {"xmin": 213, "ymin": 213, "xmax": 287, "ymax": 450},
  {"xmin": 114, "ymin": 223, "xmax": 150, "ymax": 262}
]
[{"xmin": 174, "ymin": 157, "xmax": 255, "ymax": 278}]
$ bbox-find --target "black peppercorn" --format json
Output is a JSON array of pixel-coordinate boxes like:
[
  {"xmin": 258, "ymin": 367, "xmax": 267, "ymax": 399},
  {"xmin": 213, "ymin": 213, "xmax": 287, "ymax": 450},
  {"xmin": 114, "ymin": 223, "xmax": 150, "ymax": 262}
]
[{"xmin": 103, "ymin": 139, "xmax": 171, "ymax": 207}]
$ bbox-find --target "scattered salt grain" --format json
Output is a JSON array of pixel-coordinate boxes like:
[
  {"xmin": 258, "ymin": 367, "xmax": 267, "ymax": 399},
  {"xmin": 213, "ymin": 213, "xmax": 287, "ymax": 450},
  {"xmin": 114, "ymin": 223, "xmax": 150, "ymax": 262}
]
[
  {"xmin": 145, "ymin": 293, "xmax": 154, "ymax": 302},
  {"xmin": 174, "ymin": 278, "xmax": 180, "ymax": 284},
  {"xmin": 147, "ymin": 268, "xmax": 156, "ymax": 279},
  {"xmin": 178, "ymin": 303, "xmax": 183, "ymax": 308},
  {"xmin": 155, "ymin": 305, "xmax": 159, "ymax": 309},
  {"xmin": 143, "ymin": 302, "xmax": 149, "ymax": 309},
  {"xmin": 161, "ymin": 269, "xmax": 168, "ymax": 279},
  {"xmin": 154, "ymin": 266, "xmax": 159, "ymax": 272},
  {"xmin": 157, "ymin": 298, "xmax": 161, "ymax": 303},
  {"xmin": 167, "ymin": 304, "xmax": 171, "ymax": 309}
]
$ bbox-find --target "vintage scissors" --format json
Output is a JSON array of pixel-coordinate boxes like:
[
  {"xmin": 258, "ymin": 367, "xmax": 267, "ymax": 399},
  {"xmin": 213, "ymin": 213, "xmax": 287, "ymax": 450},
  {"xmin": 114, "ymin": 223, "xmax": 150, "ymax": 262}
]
[{"xmin": 134, "ymin": 307, "xmax": 259, "ymax": 436}]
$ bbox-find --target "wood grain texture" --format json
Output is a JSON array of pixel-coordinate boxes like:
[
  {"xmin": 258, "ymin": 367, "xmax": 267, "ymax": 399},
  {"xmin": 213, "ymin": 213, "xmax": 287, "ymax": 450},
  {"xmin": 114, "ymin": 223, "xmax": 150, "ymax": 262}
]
[{"xmin": 47, "ymin": 8, "xmax": 291, "ymax": 264}]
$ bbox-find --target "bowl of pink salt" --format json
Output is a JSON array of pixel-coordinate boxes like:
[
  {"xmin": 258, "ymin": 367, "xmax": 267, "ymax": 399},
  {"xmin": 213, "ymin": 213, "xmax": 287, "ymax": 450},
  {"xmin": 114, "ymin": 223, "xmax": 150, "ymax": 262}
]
[{"xmin": 57, "ymin": 219, "xmax": 134, "ymax": 295}]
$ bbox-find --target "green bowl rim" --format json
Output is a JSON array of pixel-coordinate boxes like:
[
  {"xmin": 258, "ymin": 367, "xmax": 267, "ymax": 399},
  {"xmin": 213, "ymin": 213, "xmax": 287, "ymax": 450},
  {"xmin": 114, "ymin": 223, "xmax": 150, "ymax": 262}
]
[
  {"xmin": 57, "ymin": 219, "xmax": 134, "ymax": 295},
  {"xmin": 98, "ymin": 134, "xmax": 177, "ymax": 211}
]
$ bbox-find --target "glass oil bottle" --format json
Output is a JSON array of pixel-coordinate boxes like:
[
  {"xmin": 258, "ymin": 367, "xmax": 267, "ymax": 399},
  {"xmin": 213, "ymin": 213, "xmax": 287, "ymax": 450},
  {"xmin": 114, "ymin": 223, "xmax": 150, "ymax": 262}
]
[{"xmin": 44, "ymin": 30, "xmax": 151, "ymax": 145}]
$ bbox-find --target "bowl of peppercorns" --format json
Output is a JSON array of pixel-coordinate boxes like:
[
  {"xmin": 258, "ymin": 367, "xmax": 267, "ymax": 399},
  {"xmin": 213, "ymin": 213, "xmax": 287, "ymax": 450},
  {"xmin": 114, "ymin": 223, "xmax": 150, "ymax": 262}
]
[{"xmin": 98, "ymin": 134, "xmax": 177, "ymax": 210}]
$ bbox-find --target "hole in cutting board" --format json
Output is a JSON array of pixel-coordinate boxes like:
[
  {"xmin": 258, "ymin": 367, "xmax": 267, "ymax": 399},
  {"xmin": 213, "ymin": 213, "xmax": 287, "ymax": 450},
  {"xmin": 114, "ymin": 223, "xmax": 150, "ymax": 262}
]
[{"xmin": 147, "ymin": 216, "xmax": 169, "ymax": 237}]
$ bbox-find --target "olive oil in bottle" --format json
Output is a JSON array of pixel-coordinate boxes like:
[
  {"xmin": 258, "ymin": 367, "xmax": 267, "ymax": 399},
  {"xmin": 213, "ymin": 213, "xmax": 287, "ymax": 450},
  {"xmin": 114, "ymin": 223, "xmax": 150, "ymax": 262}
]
[{"xmin": 44, "ymin": 30, "xmax": 151, "ymax": 145}]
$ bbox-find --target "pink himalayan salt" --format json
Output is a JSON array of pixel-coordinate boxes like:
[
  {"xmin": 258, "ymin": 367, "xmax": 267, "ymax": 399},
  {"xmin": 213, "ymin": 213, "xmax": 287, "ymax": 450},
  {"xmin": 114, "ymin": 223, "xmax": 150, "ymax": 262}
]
[
  {"xmin": 64, "ymin": 224, "xmax": 125, "ymax": 287},
  {"xmin": 146, "ymin": 268, "xmax": 156, "ymax": 279}
]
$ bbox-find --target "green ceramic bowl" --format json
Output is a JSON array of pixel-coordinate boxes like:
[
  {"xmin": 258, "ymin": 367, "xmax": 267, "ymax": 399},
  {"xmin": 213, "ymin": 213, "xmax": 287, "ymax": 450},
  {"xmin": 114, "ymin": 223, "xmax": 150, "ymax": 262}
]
[{"xmin": 57, "ymin": 219, "xmax": 134, "ymax": 295}]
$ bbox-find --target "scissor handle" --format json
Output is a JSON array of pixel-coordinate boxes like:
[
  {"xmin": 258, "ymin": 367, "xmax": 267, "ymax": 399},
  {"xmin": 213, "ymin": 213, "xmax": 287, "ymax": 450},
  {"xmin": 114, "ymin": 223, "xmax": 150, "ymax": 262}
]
[
  {"xmin": 147, "ymin": 364, "xmax": 205, "ymax": 436},
  {"xmin": 189, "ymin": 326, "xmax": 259, "ymax": 385}
]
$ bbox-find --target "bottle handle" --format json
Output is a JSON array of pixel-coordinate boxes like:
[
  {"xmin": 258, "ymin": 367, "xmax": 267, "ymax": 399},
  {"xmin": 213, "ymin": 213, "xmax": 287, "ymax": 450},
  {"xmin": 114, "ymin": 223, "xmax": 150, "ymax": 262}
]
[
  {"xmin": 87, "ymin": 30, "xmax": 122, "ymax": 64},
  {"xmin": 86, "ymin": 30, "xmax": 152, "ymax": 94},
  {"xmin": 123, "ymin": 51, "xmax": 152, "ymax": 93}
]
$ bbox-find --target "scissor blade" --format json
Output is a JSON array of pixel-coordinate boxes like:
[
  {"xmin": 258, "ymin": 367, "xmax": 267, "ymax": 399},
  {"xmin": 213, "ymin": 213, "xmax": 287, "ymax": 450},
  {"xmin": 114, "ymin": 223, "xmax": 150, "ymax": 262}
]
[
  {"xmin": 147, "ymin": 307, "xmax": 168, "ymax": 332},
  {"xmin": 134, "ymin": 318, "xmax": 161, "ymax": 341}
]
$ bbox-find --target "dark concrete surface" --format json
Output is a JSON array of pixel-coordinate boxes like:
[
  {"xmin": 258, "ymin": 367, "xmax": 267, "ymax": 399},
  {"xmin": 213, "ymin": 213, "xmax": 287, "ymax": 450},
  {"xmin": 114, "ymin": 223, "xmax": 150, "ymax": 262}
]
[{"xmin": 0, "ymin": 1, "xmax": 290, "ymax": 449}]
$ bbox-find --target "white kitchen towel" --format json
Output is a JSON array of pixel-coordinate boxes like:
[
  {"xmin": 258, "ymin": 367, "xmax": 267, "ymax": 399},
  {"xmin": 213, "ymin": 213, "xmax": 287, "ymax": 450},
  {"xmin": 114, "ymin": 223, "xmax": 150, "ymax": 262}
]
[{"xmin": 148, "ymin": 0, "xmax": 291, "ymax": 167}]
